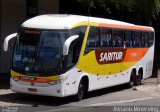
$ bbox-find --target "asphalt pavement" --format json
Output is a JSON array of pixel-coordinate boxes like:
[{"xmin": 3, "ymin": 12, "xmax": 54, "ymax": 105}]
[{"xmin": 0, "ymin": 74, "xmax": 160, "ymax": 112}]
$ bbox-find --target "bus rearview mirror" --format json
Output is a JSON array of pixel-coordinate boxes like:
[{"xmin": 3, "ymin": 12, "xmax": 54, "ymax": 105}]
[
  {"xmin": 63, "ymin": 35, "xmax": 79, "ymax": 55},
  {"xmin": 4, "ymin": 33, "xmax": 17, "ymax": 51}
]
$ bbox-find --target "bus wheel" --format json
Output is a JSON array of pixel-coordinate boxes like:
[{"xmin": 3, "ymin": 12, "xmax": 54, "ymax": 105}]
[
  {"xmin": 128, "ymin": 71, "xmax": 136, "ymax": 88},
  {"xmin": 74, "ymin": 79, "xmax": 86, "ymax": 101},
  {"xmin": 135, "ymin": 72, "xmax": 142, "ymax": 86}
]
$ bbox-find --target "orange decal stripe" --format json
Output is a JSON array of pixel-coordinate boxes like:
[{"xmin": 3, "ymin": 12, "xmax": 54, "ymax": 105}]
[
  {"xmin": 122, "ymin": 48, "xmax": 149, "ymax": 62},
  {"xmin": 13, "ymin": 76, "xmax": 53, "ymax": 83},
  {"xmin": 11, "ymin": 70, "xmax": 60, "ymax": 81},
  {"xmin": 99, "ymin": 23, "xmax": 153, "ymax": 31}
]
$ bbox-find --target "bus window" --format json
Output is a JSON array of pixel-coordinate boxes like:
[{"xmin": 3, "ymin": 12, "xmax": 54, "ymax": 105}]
[
  {"xmin": 124, "ymin": 30, "xmax": 132, "ymax": 47},
  {"xmin": 100, "ymin": 28, "xmax": 112, "ymax": 48},
  {"xmin": 71, "ymin": 26, "xmax": 87, "ymax": 53},
  {"xmin": 112, "ymin": 29, "xmax": 123, "ymax": 48},
  {"xmin": 66, "ymin": 43, "xmax": 76, "ymax": 68},
  {"xmin": 148, "ymin": 32, "xmax": 154, "ymax": 47},
  {"xmin": 142, "ymin": 32, "xmax": 148, "ymax": 47},
  {"xmin": 66, "ymin": 26, "xmax": 87, "ymax": 68},
  {"xmin": 86, "ymin": 27, "xmax": 100, "ymax": 52},
  {"xmin": 134, "ymin": 31, "xmax": 142, "ymax": 47},
  {"xmin": 71, "ymin": 26, "xmax": 87, "ymax": 37}
]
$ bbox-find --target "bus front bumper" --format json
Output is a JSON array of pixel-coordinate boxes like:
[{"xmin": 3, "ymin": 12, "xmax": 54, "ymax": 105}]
[{"xmin": 10, "ymin": 78, "xmax": 66, "ymax": 97}]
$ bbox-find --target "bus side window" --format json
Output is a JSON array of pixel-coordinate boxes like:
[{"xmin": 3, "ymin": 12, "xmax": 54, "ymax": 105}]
[
  {"xmin": 148, "ymin": 32, "xmax": 154, "ymax": 47},
  {"xmin": 71, "ymin": 26, "xmax": 87, "ymax": 45},
  {"xmin": 67, "ymin": 26, "xmax": 87, "ymax": 67},
  {"xmin": 100, "ymin": 28, "xmax": 112, "ymax": 48},
  {"xmin": 86, "ymin": 27, "xmax": 100, "ymax": 53},
  {"xmin": 124, "ymin": 30, "xmax": 132, "ymax": 47},
  {"xmin": 66, "ymin": 41, "xmax": 81, "ymax": 68},
  {"xmin": 66, "ymin": 44, "xmax": 74, "ymax": 67},
  {"xmin": 142, "ymin": 32, "xmax": 148, "ymax": 47},
  {"xmin": 112, "ymin": 29, "xmax": 123, "ymax": 48},
  {"xmin": 134, "ymin": 31, "xmax": 142, "ymax": 47}
]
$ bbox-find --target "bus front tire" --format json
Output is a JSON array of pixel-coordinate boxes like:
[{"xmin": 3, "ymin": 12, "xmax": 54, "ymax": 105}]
[{"xmin": 74, "ymin": 80, "xmax": 86, "ymax": 101}]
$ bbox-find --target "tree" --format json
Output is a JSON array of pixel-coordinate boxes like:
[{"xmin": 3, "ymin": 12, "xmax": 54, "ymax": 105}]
[
  {"xmin": 77, "ymin": 0, "xmax": 160, "ymax": 25},
  {"xmin": 134, "ymin": 0, "xmax": 160, "ymax": 25}
]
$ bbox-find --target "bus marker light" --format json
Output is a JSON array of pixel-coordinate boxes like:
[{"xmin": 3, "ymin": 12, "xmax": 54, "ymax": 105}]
[
  {"xmin": 72, "ymin": 81, "xmax": 76, "ymax": 84},
  {"xmin": 28, "ymin": 88, "xmax": 37, "ymax": 93},
  {"xmin": 57, "ymin": 89, "xmax": 61, "ymax": 93}
]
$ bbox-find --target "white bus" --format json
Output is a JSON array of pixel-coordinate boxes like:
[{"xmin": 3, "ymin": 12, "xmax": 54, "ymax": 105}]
[{"xmin": 4, "ymin": 14, "xmax": 154, "ymax": 101}]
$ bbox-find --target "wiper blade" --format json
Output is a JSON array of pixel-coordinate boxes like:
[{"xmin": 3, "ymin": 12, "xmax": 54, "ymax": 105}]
[
  {"xmin": 56, "ymin": 54, "xmax": 66, "ymax": 69},
  {"xmin": 36, "ymin": 56, "xmax": 47, "ymax": 73}
]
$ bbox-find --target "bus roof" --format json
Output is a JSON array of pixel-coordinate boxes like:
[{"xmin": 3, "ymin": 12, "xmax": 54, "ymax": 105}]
[{"xmin": 22, "ymin": 14, "xmax": 154, "ymax": 31}]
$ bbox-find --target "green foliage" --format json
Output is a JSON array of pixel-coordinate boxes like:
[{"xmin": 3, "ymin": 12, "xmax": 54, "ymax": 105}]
[
  {"xmin": 134, "ymin": 0, "xmax": 160, "ymax": 24},
  {"xmin": 77, "ymin": 0, "xmax": 160, "ymax": 25}
]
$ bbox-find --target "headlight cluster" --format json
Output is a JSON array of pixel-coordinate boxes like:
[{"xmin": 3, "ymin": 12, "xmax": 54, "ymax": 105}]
[
  {"xmin": 12, "ymin": 76, "xmax": 20, "ymax": 81},
  {"xmin": 48, "ymin": 76, "xmax": 68, "ymax": 85}
]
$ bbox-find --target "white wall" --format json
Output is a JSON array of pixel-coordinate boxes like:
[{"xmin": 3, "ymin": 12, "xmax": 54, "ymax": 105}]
[
  {"xmin": 0, "ymin": 0, "xmax": 59, "ymax": 73},
  {"xmin": 1, "ymin": 0, "xmax": 26, "ymax": 73}
]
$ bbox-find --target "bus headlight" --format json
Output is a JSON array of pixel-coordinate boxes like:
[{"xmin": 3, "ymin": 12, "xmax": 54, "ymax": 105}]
[
  {"xmin": 12, "ymin": 76, "xmax": 20, "ymax": 81},
  {"xmin": 48, "ymin": 76, "xmax": 68, "ymax": 85}
]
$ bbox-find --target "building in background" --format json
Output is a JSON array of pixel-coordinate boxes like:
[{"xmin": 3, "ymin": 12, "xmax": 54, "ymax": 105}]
[
  {"xmin": 0, "ymin": 0, "xmax": 159, "ymax": 77},
  {"xmin": 0, "ymin": 0, "xmax": 59, "ymax": 74}
]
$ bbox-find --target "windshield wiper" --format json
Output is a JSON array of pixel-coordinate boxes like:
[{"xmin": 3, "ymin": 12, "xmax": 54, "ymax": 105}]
[
  {"xmin": 36, "ymin": 56, "xmax": 47, "ymax": 73},
  {"xmin": 56, "ymin": 54, "xmax": 66, "ymax": 70}
]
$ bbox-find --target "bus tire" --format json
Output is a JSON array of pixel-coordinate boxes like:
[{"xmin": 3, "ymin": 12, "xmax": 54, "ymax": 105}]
[
  {"xmin": 74, "ymin": 79, "xmax": 86, "ymax": 101},
  {"xmin": 128, "ymin": 70, "xmax": 136, "ymax": 88},
  {"xmin": 135, "ymin": 71, "xmax": 142, "ymax": 86}
]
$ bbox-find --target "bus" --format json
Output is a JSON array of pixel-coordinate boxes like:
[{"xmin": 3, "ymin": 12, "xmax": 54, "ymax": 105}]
[{"xmin": 4, "ymin": 14, "xmax": 154, "ymax": 101}]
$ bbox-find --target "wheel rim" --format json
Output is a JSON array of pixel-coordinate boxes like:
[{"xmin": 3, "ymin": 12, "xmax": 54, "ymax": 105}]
[
  {"xmin": 78, "ymin": 82, "xmax": 85, "ymax": 100},
  {"xmin": 136, "ymin": 73, "xmax": 142, "ymax": 86},
  {"xmin": 130, "ymin": 75, "xmax": 135, "ymax": 87},
  {"xmin": 129, "ymin": 71, "xmax": 136, "ymax": 87}
]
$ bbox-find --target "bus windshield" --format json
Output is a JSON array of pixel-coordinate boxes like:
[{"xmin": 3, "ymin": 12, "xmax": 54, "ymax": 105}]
[{"xmin": 12, "ymin": 29, "xmax": 70, "ymax": 76}]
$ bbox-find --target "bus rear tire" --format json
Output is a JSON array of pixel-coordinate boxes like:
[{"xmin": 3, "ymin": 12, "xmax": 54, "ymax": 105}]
[
  {"xmin": 128, "ymin": 71, "xmax": 136, "ymax": 88},
  {"xmin": 135, "ymin": 72, "xmax": 142, "ymax": 86},
  {"xmin": 74, "ymin": 79, "xmax": 86, "ymax": 101}
]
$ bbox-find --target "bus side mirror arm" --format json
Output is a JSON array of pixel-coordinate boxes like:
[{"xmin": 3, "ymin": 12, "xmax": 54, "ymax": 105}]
[
  {"xmin": 3, "ymin": 33, "xmax": 17, "ymax": 51},
  {"xmin": 63, "ymin": 35, "xmax": 79, "ymax": 55}
]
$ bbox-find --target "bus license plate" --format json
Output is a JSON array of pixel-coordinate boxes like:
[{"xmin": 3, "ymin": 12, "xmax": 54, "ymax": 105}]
[{"xmin": 28, "ymin": 88, "xmax": 37, "ymax": 92}]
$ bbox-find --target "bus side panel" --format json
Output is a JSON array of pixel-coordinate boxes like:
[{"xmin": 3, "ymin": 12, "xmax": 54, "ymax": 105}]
[
  {"xmin": 77, "ymin": 47, "xmax": 153, "ymax": 92},
  {"xmin": 143, "ymin": 46, "xmax": 154, "ymax": 79}
]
